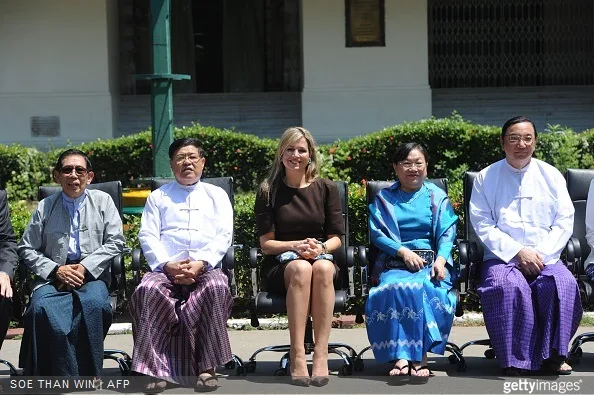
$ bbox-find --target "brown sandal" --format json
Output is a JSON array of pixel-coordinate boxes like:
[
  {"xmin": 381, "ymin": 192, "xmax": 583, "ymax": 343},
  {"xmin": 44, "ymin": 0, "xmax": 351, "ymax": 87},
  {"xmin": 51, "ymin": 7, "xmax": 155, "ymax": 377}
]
[{"xmin": 195, "ymin": 374, "xmax": 218, "ymax": 392}]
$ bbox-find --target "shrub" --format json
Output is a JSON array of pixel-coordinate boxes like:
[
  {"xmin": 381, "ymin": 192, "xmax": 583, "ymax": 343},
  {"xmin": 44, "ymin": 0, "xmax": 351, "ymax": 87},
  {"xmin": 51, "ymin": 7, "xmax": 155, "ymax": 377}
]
[
  {"xmin": 8, "ymin": 200, "xmax": 33, "ymax": 241},
  {"xmin": 45, "ymin": 125, "xmax": 278, "ymax": 193},
  {"xmin": 0, "ymin": 145, "xmax": 51, "ymax": 201}
]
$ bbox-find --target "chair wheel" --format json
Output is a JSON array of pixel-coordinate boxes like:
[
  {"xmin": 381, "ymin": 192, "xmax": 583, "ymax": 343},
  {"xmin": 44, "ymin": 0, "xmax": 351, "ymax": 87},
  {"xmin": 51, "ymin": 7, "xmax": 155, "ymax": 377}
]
[
  {"xmin": 340, "ymin": 364, "xmax": 353, "ymax": 376},
  {"xmin": 236, "ymin": 365, "xmax": 247, "ymax": 376},
  {"xmin": 246, "ymin": 361, "xmax": 256, "ymax": 373},
  {"xmin": 274, "ymin": 369, "xmax": 287, "ymax": 376},
  {"xmin": 225, "ymin": 360, "xmax": 236, "ymax": 369},
  {"xmin": 354, "ymin": 359, "xmax": 364, "ymax": 372},
  {"xmin": 448, "ymin": 354, "xmax": 458, "ymax": 364},
  {"xmin": 484, "ymin": 349, "xmax": 495, "ymax": 359}
]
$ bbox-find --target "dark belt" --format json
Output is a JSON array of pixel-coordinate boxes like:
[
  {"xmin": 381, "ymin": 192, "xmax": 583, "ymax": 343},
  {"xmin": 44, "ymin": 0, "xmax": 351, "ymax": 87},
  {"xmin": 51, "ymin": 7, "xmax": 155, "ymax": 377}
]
[{"xmin": 66, "ymin": 260, "xmax": 81, "ymax": 265}]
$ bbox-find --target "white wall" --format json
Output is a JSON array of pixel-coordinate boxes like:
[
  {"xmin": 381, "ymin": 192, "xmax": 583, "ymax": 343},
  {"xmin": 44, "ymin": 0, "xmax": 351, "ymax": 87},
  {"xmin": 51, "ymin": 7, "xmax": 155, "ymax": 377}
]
[
  {"xmin": 301, "ymin": 0, "xmax": 431, "ymax": 142},
  {"xmin": 0, "ymin": 0, "xmax": 118, "ymax": 148}
]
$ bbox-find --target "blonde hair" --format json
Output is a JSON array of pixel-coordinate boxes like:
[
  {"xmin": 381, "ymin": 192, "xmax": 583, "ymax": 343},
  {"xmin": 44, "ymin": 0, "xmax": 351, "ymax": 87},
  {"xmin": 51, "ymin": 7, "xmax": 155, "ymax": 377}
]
[{"xmin": 259, "ymin": 127, "xmax": 320, "ymax": 206}]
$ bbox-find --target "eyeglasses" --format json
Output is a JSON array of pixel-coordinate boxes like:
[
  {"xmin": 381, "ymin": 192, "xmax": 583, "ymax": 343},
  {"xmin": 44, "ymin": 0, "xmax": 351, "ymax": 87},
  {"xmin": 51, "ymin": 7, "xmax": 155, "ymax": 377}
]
[
  {"xmin": 60, "ymin": 166, "xmax": 88, "ymax": 176},
  {"xmin": 173, "ymin": 154, "xmax": 202, "ymax": 164},
  {"xmin": 398, "ymin": 161, "xmax": 426, "ymax": 170},
  {"xmin": 505, "ymin": 134, "xmax": 534, "ymax": 145}
]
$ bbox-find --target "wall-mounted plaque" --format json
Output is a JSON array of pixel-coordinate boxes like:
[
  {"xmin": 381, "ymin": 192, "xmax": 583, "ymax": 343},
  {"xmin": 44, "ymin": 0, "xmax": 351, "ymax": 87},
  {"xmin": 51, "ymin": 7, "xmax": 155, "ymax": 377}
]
[
  {"xmin": 345, "ymin": 0, "xmax": 385, "ymax": 47},
  {"xmin": 31, "ymin": 116, "xmax": 60, "ymax": 137}
]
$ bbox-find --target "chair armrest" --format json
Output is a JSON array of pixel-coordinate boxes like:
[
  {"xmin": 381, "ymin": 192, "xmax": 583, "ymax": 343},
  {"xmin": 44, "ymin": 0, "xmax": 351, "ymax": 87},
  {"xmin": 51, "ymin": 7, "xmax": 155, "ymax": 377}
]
[
  {"xmin": 565, "ymin": 237, "xmax": 581, "ymax": 275},
  {"xmin": 111, "ymin": 254, "xmax": 125, "ymax": 296},
  {"xmin": 249, "ymin": 247, "xmax": 262, "ymax": 328},
  {"xmin": 111, "ymin": 254, "xmax": 123, "ymax": 277},
  {"xmin": 131, "ymin": 248, "xmax": 143, "ymax": 286},
  {"xmin": 224, "ymin": 244, "xmax": 243, "ymax": 298},
  {"xmin": 249, "ymin": 247, "xmax": 261, "ymax": 300},
  {"xmin": 18, "ymin": 262, "xmax": 28, "ymax": 292},
  {"xmin": 223, "ymin": 244, "xmax": 243, "ymax": 271},
  {"xmin": 357, "ymin": 245, "xmax": 369, "ymax": 298},
  {"xmin": 16, "ymin": 262, "xmax": 31, "ymax": 316},
  {"xmin": 457, "ymin": 240, "xmax": 470, "ymax": 288},
  {"xmin": 346, "ymin": 246, "xmax": 355, "ymax": 298}
]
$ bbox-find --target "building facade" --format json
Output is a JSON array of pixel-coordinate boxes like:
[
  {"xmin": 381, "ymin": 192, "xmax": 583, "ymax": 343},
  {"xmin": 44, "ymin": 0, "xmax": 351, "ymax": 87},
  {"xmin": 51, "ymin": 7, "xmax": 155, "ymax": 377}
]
[{"xmin": 0, "ymin": 0, "xmax": 592, "ymax": 148}]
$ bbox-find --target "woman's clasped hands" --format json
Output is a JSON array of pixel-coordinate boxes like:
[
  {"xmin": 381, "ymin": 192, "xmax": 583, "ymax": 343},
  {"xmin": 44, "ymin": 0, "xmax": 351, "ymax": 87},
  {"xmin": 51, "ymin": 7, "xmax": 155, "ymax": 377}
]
[
  {"xmin": 398, "ymin": 248, "xmax": 446, "ymax": 281},
  {"xmin": 294, "ymin": 238, "xmax": 324, "ymax": 260}
]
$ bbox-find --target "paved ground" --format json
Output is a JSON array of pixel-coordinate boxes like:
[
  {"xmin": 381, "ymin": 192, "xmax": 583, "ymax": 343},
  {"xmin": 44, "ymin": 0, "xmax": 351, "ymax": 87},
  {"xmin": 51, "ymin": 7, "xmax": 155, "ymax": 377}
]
[{"xmin": 1, "ymin": 326, "xmax": 594, "ymax": 394}]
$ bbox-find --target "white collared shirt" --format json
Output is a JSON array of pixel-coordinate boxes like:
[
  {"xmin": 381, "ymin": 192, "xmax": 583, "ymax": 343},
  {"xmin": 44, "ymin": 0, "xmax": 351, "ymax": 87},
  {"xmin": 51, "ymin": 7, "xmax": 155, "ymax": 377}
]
[
  {"xmin": 469, "ymin": 158, "xmax": 574, "ymax": 265},
  {"xmin": 139, "ymin": 180, "xmax": 233, "ymax": 272}
]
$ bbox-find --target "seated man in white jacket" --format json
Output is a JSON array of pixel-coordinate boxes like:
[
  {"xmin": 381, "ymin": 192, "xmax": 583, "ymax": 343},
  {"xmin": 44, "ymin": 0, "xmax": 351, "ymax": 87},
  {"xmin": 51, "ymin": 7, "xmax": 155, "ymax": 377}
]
[
  {"xmin": 129, "ymin": 138, "xmax": 233, "ymax": 393},
  {"xmin": 469, "ymin": 116, "xmax": 582, "ymax": 376}
]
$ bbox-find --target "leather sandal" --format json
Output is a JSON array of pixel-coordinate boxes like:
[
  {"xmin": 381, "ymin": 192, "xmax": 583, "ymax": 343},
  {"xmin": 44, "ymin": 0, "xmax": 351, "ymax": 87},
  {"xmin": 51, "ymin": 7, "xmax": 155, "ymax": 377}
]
[
  {"xmin": 143, "ymin": 379, "xmax": 167, "ymax": 394},
  {"xmin": 410, "ymin": 365, "xmax": 434, "ymax": 377},
  {"xmin": 542, "ymin": 360, "xmax": 573, "ymax": 376},
  {"xmin": 195, "ymin": 373, "xmax": 218, "ymax": 392}
]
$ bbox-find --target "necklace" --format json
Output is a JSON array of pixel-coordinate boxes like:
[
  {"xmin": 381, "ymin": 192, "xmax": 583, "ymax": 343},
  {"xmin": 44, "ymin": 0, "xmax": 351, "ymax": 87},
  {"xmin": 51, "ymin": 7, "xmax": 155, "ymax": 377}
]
[{"xmin": 397, "ymin": 185, "xmax": 425, "ymax": 204}]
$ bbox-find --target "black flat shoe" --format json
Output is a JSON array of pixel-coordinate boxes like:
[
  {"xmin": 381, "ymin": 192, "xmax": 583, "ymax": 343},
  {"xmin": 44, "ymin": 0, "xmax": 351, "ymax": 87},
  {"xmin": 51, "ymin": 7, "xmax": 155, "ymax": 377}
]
[
  {"xmin": 541, "ymin": 360, "xmax": 573, "ymax": 376},
  {"xmin": 502, "ymin": 367, "xmax": 530, "ymax": 377}
]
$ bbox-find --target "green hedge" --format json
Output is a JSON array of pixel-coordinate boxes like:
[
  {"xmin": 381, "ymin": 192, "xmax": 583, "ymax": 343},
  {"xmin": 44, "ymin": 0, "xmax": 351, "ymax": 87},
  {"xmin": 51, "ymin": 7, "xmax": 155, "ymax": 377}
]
[
  {"xmin": 4, "ymin": 116, "xmax": 594, "ymax": 201},
  {"xmin": 44, "ymin": 125, "xmax": 278, "ymax": 193},
  {"xmin": 0, "ymin": 146, "xmax": 51, "ymax": 201}
]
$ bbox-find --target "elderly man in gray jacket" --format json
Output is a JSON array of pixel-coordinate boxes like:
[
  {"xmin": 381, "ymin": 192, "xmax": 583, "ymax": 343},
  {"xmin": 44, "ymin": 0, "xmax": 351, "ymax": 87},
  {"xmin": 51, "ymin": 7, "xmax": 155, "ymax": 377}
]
[{"xmin": 18, "ymin": 149, "xmax": 125, "ymax": 376}]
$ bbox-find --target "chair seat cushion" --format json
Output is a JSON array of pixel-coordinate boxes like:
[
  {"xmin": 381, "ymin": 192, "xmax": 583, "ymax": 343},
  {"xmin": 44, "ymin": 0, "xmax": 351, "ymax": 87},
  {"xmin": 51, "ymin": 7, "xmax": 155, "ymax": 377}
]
[{"xmin": 255, "ymin": 290, "xmax": 347, "ymax": 314}]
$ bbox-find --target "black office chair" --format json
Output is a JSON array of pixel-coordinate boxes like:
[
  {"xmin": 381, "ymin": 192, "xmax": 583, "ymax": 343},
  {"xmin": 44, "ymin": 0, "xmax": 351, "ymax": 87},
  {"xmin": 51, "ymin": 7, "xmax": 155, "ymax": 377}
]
[
  {"xmin": 353, "ymin": 179, "xmax": 466, "ymax": 373},
  {"xmin": 18, "ymin": 181, "xmax": 132, "ymax": 375},
  {"xmin": 130, "ymin": 177, "xmax": 246, "ymax": 375},
  {"xmin": 564, "ymin": 168, "xmax": 594, "ymax": 363},
  {"xmin": 0, "ymin": 189, "xmax": 19, "ymax": 376},
  {"xmin": 246, "ymin": 181, "xmax": 358, "ymax": 376},
  {"xmin": 456, "ymin": 172, "xmax": 497, "ymax": 358}
]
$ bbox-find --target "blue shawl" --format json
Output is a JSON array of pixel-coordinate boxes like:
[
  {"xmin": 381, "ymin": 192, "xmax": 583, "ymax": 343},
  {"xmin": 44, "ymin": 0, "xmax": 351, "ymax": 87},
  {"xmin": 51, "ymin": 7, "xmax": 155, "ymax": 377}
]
[{"xmin": 369, "ymin": 181, "xmax": 458, "ymax": 283}]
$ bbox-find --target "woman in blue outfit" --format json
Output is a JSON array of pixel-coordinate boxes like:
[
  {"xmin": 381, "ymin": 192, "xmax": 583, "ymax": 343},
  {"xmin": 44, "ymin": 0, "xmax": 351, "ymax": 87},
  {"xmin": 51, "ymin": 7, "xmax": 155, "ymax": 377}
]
[{"xmin": 365, "ymin": 142, "xmax": 458, "ymax": 377}]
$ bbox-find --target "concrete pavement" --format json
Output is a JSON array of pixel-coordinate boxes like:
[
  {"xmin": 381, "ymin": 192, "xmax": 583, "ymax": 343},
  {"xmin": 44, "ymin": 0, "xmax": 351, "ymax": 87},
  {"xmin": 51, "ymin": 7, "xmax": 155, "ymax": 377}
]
[{"xmin": 1, "ymin": 325, "xmax": 594, "ymax": 393}]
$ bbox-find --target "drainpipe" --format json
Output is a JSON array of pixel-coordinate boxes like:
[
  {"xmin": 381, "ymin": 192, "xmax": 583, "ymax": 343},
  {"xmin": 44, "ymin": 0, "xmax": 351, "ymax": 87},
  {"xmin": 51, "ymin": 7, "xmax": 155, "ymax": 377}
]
[{"xmin": 134, "ymin": 0, "xmax": 190, "ymax": 177}]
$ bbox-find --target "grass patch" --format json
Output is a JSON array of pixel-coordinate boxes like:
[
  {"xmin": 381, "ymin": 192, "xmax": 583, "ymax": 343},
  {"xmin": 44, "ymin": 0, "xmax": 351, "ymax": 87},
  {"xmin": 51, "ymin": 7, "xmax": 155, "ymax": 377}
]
[{"xmin": 580, "ymin": 314, "xmax": 594, "ymax": 326}]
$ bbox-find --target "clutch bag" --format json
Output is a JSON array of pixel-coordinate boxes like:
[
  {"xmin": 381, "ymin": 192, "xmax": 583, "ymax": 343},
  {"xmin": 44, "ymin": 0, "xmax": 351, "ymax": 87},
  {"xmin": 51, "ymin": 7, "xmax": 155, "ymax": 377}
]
[{"xmin": 385, "ymin": 249, "xmax": 435, "ymax": 270}]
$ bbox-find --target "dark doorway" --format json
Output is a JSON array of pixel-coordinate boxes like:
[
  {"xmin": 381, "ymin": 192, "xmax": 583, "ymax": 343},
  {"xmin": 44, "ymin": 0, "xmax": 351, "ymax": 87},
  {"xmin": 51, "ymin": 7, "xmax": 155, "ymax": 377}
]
[{"xmin": 193, "ymin": 0, "xmax": 224, "ymax": 93}]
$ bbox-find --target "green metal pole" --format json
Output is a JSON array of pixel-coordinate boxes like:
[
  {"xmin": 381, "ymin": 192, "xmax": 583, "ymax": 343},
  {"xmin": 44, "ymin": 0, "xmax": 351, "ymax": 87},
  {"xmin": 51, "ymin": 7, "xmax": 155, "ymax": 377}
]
[{"xmin": 150, "ymin": 0, "xmax": 174, "ymax": 178}]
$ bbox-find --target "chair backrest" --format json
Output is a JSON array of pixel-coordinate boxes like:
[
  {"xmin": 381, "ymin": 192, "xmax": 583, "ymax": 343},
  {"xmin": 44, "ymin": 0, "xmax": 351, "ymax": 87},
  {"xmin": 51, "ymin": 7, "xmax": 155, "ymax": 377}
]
[
  {"xmin": 38, "ymin": 181, "xmax": 123, "ymax": 221},
  {"xmin": 333, "ymin": 181, "xmax": 349, "ymax": 290},
  {"xmin": 151, "ymin": 177, "xmax": 234, "ymax": 207},
  {"xmin": 365, "ymin": 179, "xmax": 448, "ymax": 268},
  {"xmin": 565, "ymin": 168, "xmax": 594, "ymax": 261},
  {"xmin": 462, "ymin": 171, "xmax": 484, "ymax": 260}
]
